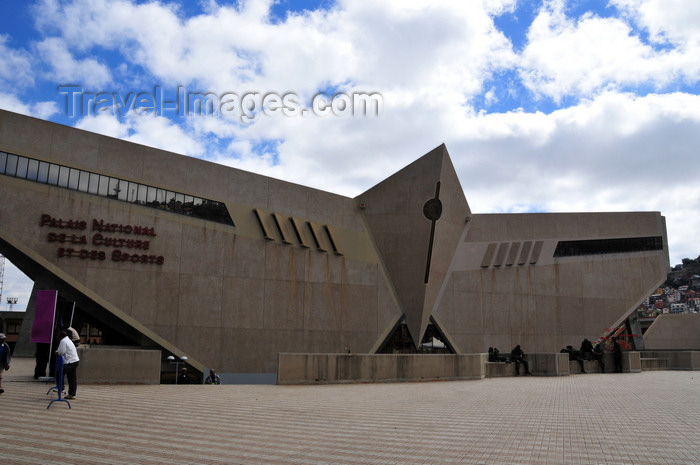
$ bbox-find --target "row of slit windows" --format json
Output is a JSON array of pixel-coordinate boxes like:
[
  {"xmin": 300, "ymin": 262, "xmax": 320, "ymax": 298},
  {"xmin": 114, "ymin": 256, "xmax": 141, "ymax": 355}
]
[
  {"xmin": 553, "ymin": 236, "xmax": 663, "ymax": 257},
  {"xmin": 0, "ymin": 151, "xmax": 234, "ymax": 226}
]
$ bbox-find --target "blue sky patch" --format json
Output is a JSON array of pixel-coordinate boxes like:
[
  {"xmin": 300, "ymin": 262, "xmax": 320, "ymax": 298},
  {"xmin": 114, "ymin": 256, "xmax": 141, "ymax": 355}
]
[
  {"xmin": 492, "ymin": 0, "xmax": 540, "ymax": 52},
  {"xmin": 269, "ymin": 0, "xmax": 335, "ymax": 23},
  {"xmin": 252, "ymin": 138, "xmax": 283, "ymax": 165}
]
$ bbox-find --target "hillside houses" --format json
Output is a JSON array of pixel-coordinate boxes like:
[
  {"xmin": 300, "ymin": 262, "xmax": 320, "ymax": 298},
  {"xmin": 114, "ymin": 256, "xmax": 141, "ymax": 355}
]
[{"xmin": 637, "ymin": 278, "xmax": 700, "ymax": 322}]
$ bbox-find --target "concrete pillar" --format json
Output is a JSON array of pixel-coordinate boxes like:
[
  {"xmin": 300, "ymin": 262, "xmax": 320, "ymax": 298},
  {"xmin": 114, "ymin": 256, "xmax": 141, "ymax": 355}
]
[{"xmin": 628, "ymin": 314, "xmax": 644, "ymax": 350}]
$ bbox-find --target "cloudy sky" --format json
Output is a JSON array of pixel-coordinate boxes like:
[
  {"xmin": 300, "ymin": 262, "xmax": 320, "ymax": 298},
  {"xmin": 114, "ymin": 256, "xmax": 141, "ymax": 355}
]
[{"xmin": 1, "ymin": 0, "xmax": 699, "ymax": 312}]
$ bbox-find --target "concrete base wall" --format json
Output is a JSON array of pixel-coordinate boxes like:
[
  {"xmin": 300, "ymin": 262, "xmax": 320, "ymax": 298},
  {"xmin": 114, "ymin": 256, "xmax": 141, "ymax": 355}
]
[
  {"xmin": 569, "ymin": 359, "xmax": 607, "ymax": 373},
  {"xmin": 484, "ymin": 362, "xmax": 517, "ymax": 377},
  {"xmin": 573, "ymin": 352, "xmax": 641, "ymax": 373},
  {"xmin": 640, "ymin": 357, "xmax": 668, "ymax": 371},
  {"xmin": 625, "ymin": 351, "xmax": 642, "ymax": 373},
  {"xmin": 78, "ymin": 346, "xmax": 161, "ymax": 384},
  {"xmin": 530, "ymin": 353, "xmax": 570, "ymax": 376},
  {"xmin": 486, "ymin": 353, "xmax": 570, "ymax": 377},
  {"xmin": 278, "ymin": 352, "xmax": 649, "ymax": 384},
  {"xmin": 640, "ymin": 351, "xmax": 700, "ymax": 370},
  {"xmin": 278, "ymin": 353, "xmax": 486, "ymax": 384},
  {"xmin": 566, "ymin": 354, "xmax": 622, "ymax": 374}
]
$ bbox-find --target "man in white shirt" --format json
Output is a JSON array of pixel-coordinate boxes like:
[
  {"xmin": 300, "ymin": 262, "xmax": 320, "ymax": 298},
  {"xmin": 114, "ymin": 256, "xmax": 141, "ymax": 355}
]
[{"xmin": 56, "ymin": 329, "xmax": 80, "ymax": 399}]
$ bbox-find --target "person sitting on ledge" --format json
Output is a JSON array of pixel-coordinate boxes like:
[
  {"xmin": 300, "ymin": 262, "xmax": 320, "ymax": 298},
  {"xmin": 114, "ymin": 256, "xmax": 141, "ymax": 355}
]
[
  {"xmin": 580, "ymin": 338, "xmax": 594, "ymax": 361},
  {"xmin": 496, "ymin": 347, "xmax": 508, "ymax": 362},
  {"xmin": 488, "ymin": 347, "xmax": 497, "ymax": 362},
  {"xmin": 593, "ymin": 343, "xmax": 605, "ymax": 373},
  {"xmin": 510, "ymin": 345, "xmax": 531, "ymax": 375},
  {"xmin": 561, "ymin": 345, "xmax": 586, "ymax": 373},
  {"xmin": 488, "ymin": 347, "xmax": 506, "ymax": 362}
]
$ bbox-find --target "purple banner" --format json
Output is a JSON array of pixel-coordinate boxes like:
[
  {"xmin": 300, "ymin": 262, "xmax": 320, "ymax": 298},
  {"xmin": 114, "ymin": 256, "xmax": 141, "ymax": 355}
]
[{"xmin": 31, "ymin": 290, "xmax": 57, "ymax": 343}]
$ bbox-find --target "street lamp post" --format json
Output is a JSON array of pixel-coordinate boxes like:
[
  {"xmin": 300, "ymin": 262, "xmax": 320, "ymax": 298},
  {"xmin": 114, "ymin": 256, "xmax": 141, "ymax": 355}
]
[
  {"xmin": 167, "ymin": 355, "xmax": 188, "ymax": 384},
  {"xmin": 6, "ymin": 297, "xmax": 18, "ymax": 311}
]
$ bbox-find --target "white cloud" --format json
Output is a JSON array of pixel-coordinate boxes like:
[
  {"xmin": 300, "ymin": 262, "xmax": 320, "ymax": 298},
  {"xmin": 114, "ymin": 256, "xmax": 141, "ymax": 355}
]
[
  {"xmin": 612, "ymin": 0, "xmax": 700, "ymax": 46},
  {"xmin": 35, "ymin": 37, "xmax": 112, "ymax": 87},
  {"xmin": 74, "ymin": 113, "xmax": 205, "ymax": 156},
  {"xmin": 0, "ymin": 93, "xmax": 59, "ymax": 119},
  {"xmin": 518, "ymin": 0, "xmax": 700, "ymax": 100},
  {"xmin": 73, "ymin": 113, "xmax": 130, "ymax": 139},
  {"xmin": 0, "ymin": 35, "xmax": 34, "ymax": 88},
  {"xmin": 124, "ymin": 115, "xmax": 205, "ymax": 156},
  {"xmin": 29, "ymin": 0, "xmax": 515, "ymax": 104}
]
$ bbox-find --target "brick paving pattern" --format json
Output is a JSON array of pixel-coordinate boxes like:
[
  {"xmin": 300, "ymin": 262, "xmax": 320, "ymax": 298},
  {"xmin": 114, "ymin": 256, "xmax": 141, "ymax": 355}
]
[{"xmin": 2, "ymin": 357, "xmax": 699, "ymax": 464}]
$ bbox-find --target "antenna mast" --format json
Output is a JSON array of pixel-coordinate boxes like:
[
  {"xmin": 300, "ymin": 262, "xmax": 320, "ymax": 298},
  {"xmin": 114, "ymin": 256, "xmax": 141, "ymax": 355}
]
[{"xmin": 0, "ymin": 254, "xmax": 5, "ymax": 305}]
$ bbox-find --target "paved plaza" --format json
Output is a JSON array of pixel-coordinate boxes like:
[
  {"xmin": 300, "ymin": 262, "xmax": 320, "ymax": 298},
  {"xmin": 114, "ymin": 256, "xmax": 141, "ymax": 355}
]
[{"xmin": 2, "ymin": 357, "xmax": 699, "ymax": 464}]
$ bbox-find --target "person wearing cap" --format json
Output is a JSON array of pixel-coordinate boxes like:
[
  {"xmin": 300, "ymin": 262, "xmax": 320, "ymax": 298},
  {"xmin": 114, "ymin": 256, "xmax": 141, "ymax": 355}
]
[
  {"xmin": 66, "ymin": 327, "xmax": 80, "ymax": 347},
  {"xmin": 178, "ymin": 367, "xmax": 191, "ymax": 384},
  {"xmin": 0, "ymin": 333, "xmax": 11, "ymax": 394},
  {"xmin": 56, "ymin": 329, "xmax": 80, "ymax": 399}
]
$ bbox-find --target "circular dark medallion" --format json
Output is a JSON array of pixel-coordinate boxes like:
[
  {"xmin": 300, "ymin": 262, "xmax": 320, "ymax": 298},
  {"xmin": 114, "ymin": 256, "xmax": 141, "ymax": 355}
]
[{"xmin": 423, "ymin": 198, "xmax": 443, "ymax": 221}]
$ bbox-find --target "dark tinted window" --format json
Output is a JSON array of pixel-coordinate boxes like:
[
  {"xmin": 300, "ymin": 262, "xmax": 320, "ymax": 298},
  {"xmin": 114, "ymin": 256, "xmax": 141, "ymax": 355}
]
[
  {"xmin": 554, "ymin": 236, "xmax": 663, "ymax": 257},
  {"xmin": 0, "ymin": 151, "xmax": 234, "ymax": 226}
]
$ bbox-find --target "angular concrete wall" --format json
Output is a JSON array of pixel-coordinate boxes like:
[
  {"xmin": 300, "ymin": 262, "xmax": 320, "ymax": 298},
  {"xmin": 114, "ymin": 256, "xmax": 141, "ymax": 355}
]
[
  {"xmin": 356, "ymin": 144, "xmax": 471, "ymax": 345},
  {"xmin": 643, "ymin": 314, "xmax": 700, "ymax": 350},
  {"xmin": 438, "ymin": 212, "xmax": 668, "ymax": 354},
  {"xmin": 1, "ymin": 110, "xmax": 400, "ymax": 377}
]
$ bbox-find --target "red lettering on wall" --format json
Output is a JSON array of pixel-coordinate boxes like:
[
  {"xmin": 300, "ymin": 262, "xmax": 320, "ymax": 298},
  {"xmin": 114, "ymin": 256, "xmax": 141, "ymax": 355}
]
[
  {"xmin": 93, "ymin": 219, "xmax": 156, "ymax": 236},
  {"xmin": 48, "ymin": 233, "xmax": 87, "ymax": 244},
  {"xmin": 92, "ymin": 234, "xmax": 151, "ymax": 250},
  {"xmin": 111, "ymin": 249, "xmax": 164, "ymax": 265},
  {"xmin": 42, "ymin": 214, "xmax": 162, "ymax": 265},
  {"xmin": 40, "ymin": 214, "xmax": 87, "ymax": 230},
  {"xmin": 57, "ymin": 248, "xmax": 106, "ymax": 260}
]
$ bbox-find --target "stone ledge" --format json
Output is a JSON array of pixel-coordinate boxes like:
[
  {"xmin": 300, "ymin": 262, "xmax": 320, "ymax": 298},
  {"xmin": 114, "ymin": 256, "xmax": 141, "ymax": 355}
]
[{"xmin": 484, "ymin": 361, "xmax": 517, "ymax": 378}]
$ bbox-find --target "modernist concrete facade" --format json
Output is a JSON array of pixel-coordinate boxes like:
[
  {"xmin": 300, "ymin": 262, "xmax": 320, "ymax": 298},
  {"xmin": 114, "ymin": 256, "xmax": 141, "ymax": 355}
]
[{"xmin": 0, "ymin": 109, "xmax": 669, "ymax": 381}]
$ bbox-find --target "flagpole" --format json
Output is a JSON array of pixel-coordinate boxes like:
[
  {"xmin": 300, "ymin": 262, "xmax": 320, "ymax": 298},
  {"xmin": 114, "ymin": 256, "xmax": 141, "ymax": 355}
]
[
  {"xmin": 47, "ymin": 293, "xmax": 57, "ymax": 380},
  {"xmin": 69, "ymin": 301, "xmax": 76, "ymax": 328}
]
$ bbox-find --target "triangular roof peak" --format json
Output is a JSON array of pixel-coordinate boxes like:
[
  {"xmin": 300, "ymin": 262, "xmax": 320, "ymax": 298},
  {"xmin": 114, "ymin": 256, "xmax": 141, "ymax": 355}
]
[{"xmin": 356, "ymin": 145, "xmax": 471, "ymax": 346}]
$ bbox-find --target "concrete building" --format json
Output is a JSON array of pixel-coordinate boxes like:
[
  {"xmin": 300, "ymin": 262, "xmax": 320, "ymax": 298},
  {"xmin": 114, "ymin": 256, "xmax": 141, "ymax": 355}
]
[{"xmin": 0, "ymin": 109, "xmax": 670, "ymax": 382}]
